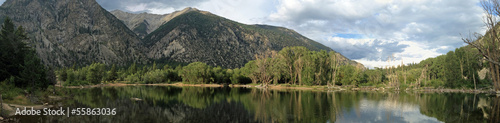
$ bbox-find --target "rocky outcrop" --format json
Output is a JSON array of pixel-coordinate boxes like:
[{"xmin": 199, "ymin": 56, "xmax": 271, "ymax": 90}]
[
  {"xmin": 110, "ymin": 7, "xmax": 200, "ymax": 38},
  {"xmin": 0, "ymin": 0, "xmax": 148, "ymax": 67}
]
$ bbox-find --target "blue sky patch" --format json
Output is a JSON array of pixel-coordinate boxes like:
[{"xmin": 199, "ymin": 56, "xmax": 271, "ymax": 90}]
[{"xmin": 335, "ymin": 33, "xmax": 364, "ymax": 39}]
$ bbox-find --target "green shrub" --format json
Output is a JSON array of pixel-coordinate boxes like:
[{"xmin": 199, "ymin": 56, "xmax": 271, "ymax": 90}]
[
  {"xmin": 0, "ymin": 80, "xmax": 23, "ymax": 100},
  {"xmin": 427, "ymin": 79, "xmax": 445, "ymax": 88},
  {"xmin": 399, "ymin": 84, "xmax": 409, "ymax": 90},
  {"xmin": 125, "ymin": 73, "xmax": 141, "ymax": 84},
  {"xmin": 143, "ymin": 69, "xmax": 167, "ymax": 84},
  {"xmin": 86, "ymin": 63, "xmax": 106, "ymax": 84}
]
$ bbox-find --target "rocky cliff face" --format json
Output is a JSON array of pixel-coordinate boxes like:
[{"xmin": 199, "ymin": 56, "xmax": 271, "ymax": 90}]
[
  {"xmin": 110, "ymin": 10, "xmax": 163, "ymax": 38},
  {"xmin": 0, "ymin": 0, "xmax": 147, "ymax": 67},
  {"xmin": 110, "ymin": 7, "xmax": 199, "ymax": 38}
]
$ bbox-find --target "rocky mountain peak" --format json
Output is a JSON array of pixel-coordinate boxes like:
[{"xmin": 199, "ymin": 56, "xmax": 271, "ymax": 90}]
[
  {"xmin": 0, "ymin": 0, "xmax": 147, "ymax": 67},
  {"xmin": 111, "ymin": 7, "xmax": 207, "ymax": 38}
]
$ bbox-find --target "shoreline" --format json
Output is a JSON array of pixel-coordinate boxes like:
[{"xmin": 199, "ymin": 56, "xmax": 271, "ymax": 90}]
[
  {"xmin": 3, "ymin": 82, "xmax": 498, "ymax": 121},
  {"xmin": 56, "ymin": 82, "xmax": 499, "ymax": 94}
]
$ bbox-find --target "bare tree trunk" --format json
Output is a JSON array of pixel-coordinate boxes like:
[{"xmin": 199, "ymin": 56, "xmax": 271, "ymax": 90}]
[
  {"xmin": 460, "ymin": 57, "xmax": 464, "ymax": 78},
  {"xmin": 289, "ymin": 66, "xmax": 294, "ymax": 84},
  {"xmin": 425, "ymin": 65, "xmax": 427, "ymax": 87},
  {"xmin": 330, "ymin": 54, "xmax": 339, "ymax": 88},
  {"xmin": 291, "ymin": 70, "xmax": 297, "ymax": 85},
  {"xmin": 315, "ymin": 67, "xmax": 322, "ymax": 85},
  {"xmin": 295, "ymin": 58, "xmax": 304, "ymax": 85},
  {"xmin": 490, "ymin": 49, "xmax": 498, "ymax": 91},
  {"xmin": 494, "ymin": 61, "xmax": 499, "ymax": 92},
  {"xmin": 332, "ymin": 69, "xmax": 337, "ymax": 87},
  {"xmin": 396, "ymin": 69, "xmax": 399, "ymax": 88},
  {"xmin": 474, "ymin": 73, "xmax": 477, "ymax": 90},
  {"xmin": 401, "ymin": 60, "xmax": 406, "ymax": 85}
]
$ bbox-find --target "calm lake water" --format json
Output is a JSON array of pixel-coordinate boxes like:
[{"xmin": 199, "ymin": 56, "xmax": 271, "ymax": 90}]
[{"xmin": 13, "ymin": 86, "xmax": 500, "ymax": 123}]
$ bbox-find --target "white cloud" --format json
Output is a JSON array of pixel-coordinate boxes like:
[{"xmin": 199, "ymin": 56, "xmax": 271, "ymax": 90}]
[
  {"xmin": 325, "ymin": 36, "xmax": 408, "ymax": 63},
  {"xmin": 327, "ymin": 36, "xmax": 373, "ymax": 45},
  {"xmin": 148, "ymin": 7, "xmax": 176, "ymax": 15},
  {"xmin": 123, "ymin": 2, "xmax": 176, "ymax": 14},
  {"xmin": 356, "ymin": 41, "xmax": 444, "ymax": 69},
  {"xmin": 125, "ymin": 3, "xmax": 148, "ymax": 12},
  {"xmin": 195, "ymin": 0, "xmax": 276, "ymax": 24},
  {"xmin": 267, "ymin": 0, "xmax": 484, "ymax": 68}
]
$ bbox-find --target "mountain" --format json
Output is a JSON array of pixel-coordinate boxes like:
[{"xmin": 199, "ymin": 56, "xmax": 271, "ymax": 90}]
[
  {"xmin": 114, "ymin": 9, "xmax": 360, "ymax": 68},
  {"xmin": 0, "ymin": 0, "xmax": 148, "ymax": 67},
  {"xmin": 110, "ymin": 7, "xmax": 199, "ymax": 38},
  {"xmin": 0, "ymin": 0, "xmax": 363, "ymax": 69}
]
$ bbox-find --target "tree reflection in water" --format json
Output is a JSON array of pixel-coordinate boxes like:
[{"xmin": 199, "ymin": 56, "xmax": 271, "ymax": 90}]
[
  {"xmin": 12, "ymin": 86, "xmax": 500, "ymax": 123},
  {"xmin": 489, "ymin": 96, "xmax": 500, "ymax": 123}
]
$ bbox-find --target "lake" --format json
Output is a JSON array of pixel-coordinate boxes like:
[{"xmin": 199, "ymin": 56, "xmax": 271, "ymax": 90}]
[{"xmin": 12, "ymin": 86, "xmax": 500, "ymax": 123}]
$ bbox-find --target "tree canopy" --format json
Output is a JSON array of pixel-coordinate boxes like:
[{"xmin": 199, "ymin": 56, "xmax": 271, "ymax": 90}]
[{"xmin": 0, "ymin": 17, "xmax": 53, "ymax": 90}]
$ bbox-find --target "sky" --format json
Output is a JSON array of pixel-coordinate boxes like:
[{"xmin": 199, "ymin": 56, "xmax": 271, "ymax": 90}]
[{"xmin": 0, "ymin": 0, "xmax": 486, "ymax": 69}]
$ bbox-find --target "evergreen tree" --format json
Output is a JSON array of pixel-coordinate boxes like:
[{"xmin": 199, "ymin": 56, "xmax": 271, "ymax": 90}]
[
  {"xmin": 87, "ymin": 63, "xmax": 106, "ymax": 84},
  {"xmin": 128, "ymin": 62, "xmax": 137, "ymax": 74},
  {"xmin": 59, "ymin": 68, "xmax": 68, "ymax": 82},
  {"xmin": 66, "ymin": 70, "xmax": 75, "ymax": 85},
  {"xmin": 106, "ymin": 64, "xmax": 118, "ymax": 82},
  {"xmin": 152, "ymin": 62, "xmax": 157, "ymax": 70},
  {"xmin": 0, "ymin": 17, "xmax": 50, "ymax": 89},
  {"xmin": 0, "ymin": 17, "xmax": 28, "ymax": 81},
  {"xmin": 18, "ymin": 49, "xmax": 48, "ymax": 89},
  {"xmin": 444, "ymin": 51, "xmax": 461, "ymax": 88}
]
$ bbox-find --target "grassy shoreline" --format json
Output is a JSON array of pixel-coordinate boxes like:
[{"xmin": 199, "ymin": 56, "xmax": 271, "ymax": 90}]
[{"xmin": 56, "ymin": 81, "xmax": 499, "ymax": 94}]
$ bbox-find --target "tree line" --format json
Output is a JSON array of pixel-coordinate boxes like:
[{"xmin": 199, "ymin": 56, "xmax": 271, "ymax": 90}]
[
  {"xmin": 58, "ymin": 46, "xmax": 367, "ymax": 87},
  {"xmin": 363, "ymin": 46, "xmax": 488, "ymax": 89},
  {"xmin": 57, "ymin": 44, "xmax": 494, "ymax": 90}
]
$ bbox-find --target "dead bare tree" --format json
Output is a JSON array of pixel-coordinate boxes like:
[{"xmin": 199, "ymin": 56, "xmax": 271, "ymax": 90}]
[
  {"xmin": 417, "ymin": 64, "xmax": 428, "ymax": 88},
  {"xmin": 402, "ymin": 60, "xmax": 407, "ymax": 85},
  {"xmin": 294, "ymin": 57, "xmax": 304, "ymax": 85},
  {"xmin": 255, "ymin": 49, "xmax": 278, "ymax": 87},
  {"xmin": 386, "ymin": 54, "xmax": 399, "ymax": 87},
  {"xmin": 329, "ymin": 52, "xmax": 340, "ymax": 88},
  {"xmin": 463, "ymin": 0, "xmax": 500, "ymax": 92}
]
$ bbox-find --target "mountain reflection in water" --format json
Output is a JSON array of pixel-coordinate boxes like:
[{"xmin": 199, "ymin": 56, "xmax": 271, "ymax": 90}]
[{"xmin": 13, "ymin": 86, "xmax": 500, "ymax": 123}]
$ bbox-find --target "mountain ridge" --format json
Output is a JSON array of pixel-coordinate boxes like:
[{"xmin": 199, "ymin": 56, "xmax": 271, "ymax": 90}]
[
  {"xmin": 0, "ymin": 0, "xmax": 364, "ymax": 69},
  {"xmin": 138, "ymin": 10, "xmax": 364, "ymax": 68},
  {"xmin": 110, "ymin": 7, "xmax": 201, "ymax": 38}
]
